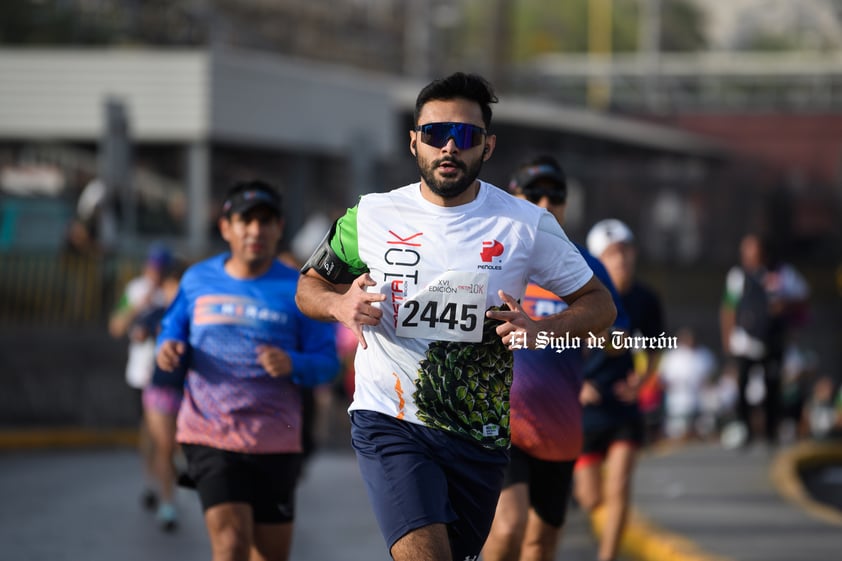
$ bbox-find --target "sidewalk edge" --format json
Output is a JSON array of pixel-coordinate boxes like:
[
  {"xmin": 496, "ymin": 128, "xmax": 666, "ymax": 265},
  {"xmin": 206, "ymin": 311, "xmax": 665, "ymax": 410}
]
[
  {"xmin": 0, "ymin": 428, "xmax": 138, "ymax": 449},
  {"xmin": 590, "ymin": 505, "xmax": 734, "ymax": 561},
  {"xmin": 769, "ymin": 439, "xmax": 842, "ymax": 527}
]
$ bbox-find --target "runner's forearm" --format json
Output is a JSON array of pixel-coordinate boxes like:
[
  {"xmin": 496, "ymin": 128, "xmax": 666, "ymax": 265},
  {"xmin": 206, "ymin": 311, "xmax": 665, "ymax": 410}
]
[{"xmin": 295, "ymin": 272, "xmax": 348, "ymax": 322}]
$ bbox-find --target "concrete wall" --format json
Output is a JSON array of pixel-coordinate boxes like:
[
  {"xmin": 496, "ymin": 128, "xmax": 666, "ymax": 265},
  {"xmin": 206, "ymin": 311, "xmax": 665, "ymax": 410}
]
[
  {"xmin": 0, "ymin": 49, "xmax": 208, "ymax": 141},
  {"xmin": 0, "ymin": 325, "xmax": 138, "ymax": 428}
]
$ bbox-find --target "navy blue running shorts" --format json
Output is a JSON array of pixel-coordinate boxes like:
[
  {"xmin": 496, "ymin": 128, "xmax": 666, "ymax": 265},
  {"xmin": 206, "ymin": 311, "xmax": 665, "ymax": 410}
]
[
  {"xmin": 182, "ymin": 444, "xmax": 302, "ymax": 524},
  {"xmin": 503, "ymin": 445, "xmax": 575, "ymax": 527},
  {"xmin": 350, "ymin": 410, "xmax": 508, "ymax": 560}
]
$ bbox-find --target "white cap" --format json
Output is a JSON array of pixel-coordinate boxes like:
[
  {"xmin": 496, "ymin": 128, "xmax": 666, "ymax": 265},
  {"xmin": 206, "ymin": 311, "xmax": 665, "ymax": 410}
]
[{"xmin": 586, "ymin": 218, "xmax": 635, "ymax": 257}]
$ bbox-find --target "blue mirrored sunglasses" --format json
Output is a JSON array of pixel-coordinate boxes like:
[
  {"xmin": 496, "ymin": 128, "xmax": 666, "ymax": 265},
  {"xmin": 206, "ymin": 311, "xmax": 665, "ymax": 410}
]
[{"xmin": 414, "ymin": 122, "xmax": 487, "ymax": 150}]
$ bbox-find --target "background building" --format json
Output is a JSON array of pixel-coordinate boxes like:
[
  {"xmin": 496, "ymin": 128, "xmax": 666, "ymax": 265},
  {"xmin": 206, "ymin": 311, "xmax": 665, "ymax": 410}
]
[{"xmin": 1, "ymin": 0, "xmax": 840, "ymax": 426}]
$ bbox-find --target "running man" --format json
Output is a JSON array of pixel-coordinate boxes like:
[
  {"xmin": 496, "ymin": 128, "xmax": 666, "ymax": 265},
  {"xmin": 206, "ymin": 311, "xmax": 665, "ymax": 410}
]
[
  {"xmin": 483, "ymin": 155, "xmax": 629, "ymax": 561},
  {"xmin": 575, "ymin": 218, "xmax": 665, "ymax": 561},
  {"xmin": 295, "ymin": 73, "xmax": 617, "ymax": 561},
  {"xmin": 156, "ymin": 180, "xmax": 339, "ymax": 561}
]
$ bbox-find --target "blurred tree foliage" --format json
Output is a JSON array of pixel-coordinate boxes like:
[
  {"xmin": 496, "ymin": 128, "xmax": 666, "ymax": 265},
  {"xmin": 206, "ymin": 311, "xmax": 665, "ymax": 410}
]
[
  {"xmin": 464, "ymin": 0, "xmax": 706, "ymax": 63},
  {"xmin": 0, "ymin": 0, "xmax": 115, "ymax": 44},
  {"xmin": 3, "ymin": 0, "xmax": 707, "ymax": 56},
  {"xmin": 659, "ymin": 0, "xmax": 707, "ymax": 51},
  {"xmin": 744, "ymin": 33, "xmax": 803, "ymax": 52},
  {"xmin": 0, "ymin": 0, "xmax": 205, "ymax": 46}
]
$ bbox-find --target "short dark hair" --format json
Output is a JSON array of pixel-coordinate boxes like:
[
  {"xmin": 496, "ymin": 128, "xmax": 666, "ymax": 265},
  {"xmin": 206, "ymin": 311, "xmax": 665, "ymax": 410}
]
[
  {"xmin": 414, "ymin": 72, "xmax": 498, "ymax": 129},
  {"xmin": 222, "ymin": 180, "xmax": 283, "ymax": 218}
]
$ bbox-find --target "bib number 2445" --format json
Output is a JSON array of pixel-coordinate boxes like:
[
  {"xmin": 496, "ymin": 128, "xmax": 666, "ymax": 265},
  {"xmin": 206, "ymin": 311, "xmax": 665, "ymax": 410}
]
[
  {"xmin": 400, "ymin": 300, "xmax": 478, "ymax": 333},
  {"xmin": 395, "ymin": 270, "xmax": 488, "ymax": 343}
]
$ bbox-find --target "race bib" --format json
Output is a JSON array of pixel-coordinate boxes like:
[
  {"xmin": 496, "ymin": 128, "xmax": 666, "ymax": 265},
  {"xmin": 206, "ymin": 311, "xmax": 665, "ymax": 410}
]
[{"xmin": 396, "ymin": 271, "xmax": 489, "ymax": 342}]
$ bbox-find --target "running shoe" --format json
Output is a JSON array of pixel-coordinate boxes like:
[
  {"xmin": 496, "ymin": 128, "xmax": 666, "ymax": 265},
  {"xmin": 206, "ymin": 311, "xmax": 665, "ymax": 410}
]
[
  {"xmin": 156, "ymin": 503, "xmax": 178, "ymax": 532},
  {"xmin": 140, "ymin": 488, "xmax": 158, "ymax": 511}
]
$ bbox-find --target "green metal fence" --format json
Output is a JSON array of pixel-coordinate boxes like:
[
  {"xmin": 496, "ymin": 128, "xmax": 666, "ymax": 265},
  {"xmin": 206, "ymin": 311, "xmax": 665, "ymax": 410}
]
[{"xmin": 0, "ymin": 252, "xmax": 141, "ymax": 326}]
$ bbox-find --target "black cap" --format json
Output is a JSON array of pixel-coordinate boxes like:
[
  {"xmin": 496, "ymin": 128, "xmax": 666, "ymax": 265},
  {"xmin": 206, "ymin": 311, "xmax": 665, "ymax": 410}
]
[
  {"xmin": 507, "ymin": 163, "xmax": 566, "ymax": 195},
  {"xmin": 222, "ymin": 182, "xmax": 282, "ymax": 217}
]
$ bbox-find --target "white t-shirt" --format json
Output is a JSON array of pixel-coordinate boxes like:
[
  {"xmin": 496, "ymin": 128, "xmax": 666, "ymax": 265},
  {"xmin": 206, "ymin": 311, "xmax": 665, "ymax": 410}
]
[
  {"xmin": 330, "ymin": 181, "xmax": 593, "ymax": 448},
  {"xmin": 659, "ymin": 345, "xmax": 717, "ymax": 417},
  {"xmin": 122, "ymin": 276, "xmax": 168, "ymax": 389}
]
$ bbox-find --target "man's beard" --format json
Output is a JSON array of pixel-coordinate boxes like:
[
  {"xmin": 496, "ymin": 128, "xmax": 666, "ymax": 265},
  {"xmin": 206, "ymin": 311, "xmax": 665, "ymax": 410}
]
[{"xmin": 417, "ymin": 154, "xmax": 483, "ymax": 199}]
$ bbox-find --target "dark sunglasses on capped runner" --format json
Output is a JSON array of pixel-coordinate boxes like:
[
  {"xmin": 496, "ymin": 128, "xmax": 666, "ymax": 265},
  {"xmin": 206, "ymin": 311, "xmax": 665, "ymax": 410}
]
[
  {"xmin": 413, "ymin": 122, "xmax": 487, "ymax": 150},
  {"xmin": 522, "ymin": 186, "xmax": 566, "ymax": 206}
]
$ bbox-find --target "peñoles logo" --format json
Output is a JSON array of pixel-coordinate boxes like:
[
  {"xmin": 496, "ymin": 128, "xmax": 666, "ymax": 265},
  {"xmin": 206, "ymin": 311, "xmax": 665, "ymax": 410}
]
[{"xmin": 480, "ymin": 240, "xmax": 504, "ymax": 262}]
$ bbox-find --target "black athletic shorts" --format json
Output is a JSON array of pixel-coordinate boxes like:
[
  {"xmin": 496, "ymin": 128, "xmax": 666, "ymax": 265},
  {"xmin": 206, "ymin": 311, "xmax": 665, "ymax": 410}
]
[
  {"xmin": 182, "ymin": 444, "xmax": 302, "ymax": 524},
  {"xmin": 579, "ymin": 418, "xmax": 644, "ymax": 465},
  {"xmin": 502, "ymin": 445, "xmax": 575, "ymax": 527}
]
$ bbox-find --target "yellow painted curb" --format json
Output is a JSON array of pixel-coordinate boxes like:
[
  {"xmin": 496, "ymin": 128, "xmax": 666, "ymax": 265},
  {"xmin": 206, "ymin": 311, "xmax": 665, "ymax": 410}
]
[
  {"xmin": 590, "ymin": 505, "xmax": 733, "ymax": 561},
  {"xmin": 770, "ymin": 439, "xmax": 842, "ymax": 527},
  {"xmin": 0, "ymin": 428, "xmax": 138, "ymax": 449},
  {"xmin": 586, "ymin": 441, "xmax": 733, "ymax": 561},
  {"xmin": 586, "ymin": 440, "xmax": 842, "ymax": 561}
]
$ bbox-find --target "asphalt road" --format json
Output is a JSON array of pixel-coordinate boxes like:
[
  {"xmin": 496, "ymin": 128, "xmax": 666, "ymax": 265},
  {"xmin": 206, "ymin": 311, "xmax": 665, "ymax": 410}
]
[
  {"xmin": 7, "ymin": 437, "xmax": 840, "ymax": 561},
  {"xmin": 0, "ymin": 446, "xmax": 606, "ymax": 561}
]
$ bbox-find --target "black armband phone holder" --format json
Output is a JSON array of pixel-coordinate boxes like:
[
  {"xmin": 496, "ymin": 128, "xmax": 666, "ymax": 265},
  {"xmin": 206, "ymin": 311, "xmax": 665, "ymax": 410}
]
[{"xmin": 300, "ymin": 221, "xmax": 359, "ymax": 284}]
